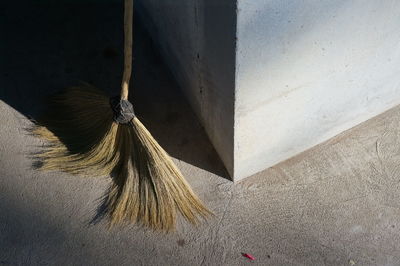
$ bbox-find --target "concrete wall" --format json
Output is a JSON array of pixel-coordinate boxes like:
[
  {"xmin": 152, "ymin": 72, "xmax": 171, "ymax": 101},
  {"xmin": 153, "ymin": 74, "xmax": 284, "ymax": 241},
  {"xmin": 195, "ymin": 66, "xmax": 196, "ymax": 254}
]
[
  {"xmin": 137, "ymin": 0, "xmax": 400, "ymax": 181},
  {"xmin": 235, "ymin": 0, "xmax": 400, "ymax": 180},
  {"xmin": 135, "ymin": 1, "xmax": 237, "ymax": 177}
]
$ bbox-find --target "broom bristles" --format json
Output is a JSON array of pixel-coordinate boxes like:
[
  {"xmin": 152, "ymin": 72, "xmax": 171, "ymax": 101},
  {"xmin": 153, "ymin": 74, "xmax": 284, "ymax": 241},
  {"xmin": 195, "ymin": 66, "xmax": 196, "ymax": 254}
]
[
  {"xmin": 33, "ymin": 84, "xmax": 212, "ymax": 231},
  {"xmin": 32, "ymin": 84, "xmax": 119, "ymax": 176}
]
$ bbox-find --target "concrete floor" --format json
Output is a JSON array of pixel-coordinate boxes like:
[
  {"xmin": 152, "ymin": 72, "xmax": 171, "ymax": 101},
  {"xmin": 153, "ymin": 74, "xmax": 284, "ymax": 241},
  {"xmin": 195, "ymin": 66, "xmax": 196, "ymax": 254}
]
[{"xmin": 2, "ymin": 2, "xmax": 400, "ymax": 265}]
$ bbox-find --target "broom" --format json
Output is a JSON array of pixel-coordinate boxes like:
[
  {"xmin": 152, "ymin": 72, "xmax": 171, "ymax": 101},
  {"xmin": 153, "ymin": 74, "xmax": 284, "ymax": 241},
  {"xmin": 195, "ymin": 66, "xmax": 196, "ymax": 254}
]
[{"xmin": 32, "ymin": 0, "xmax": 211, "ymax": 231}]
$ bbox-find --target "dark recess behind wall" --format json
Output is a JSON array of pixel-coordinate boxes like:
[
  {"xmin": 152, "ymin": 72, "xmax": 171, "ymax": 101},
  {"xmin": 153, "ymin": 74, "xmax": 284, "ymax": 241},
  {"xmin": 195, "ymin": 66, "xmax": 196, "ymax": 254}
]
[{"xmin": 0, "ymin": 0, "xmax": 228, "ymax": 178}]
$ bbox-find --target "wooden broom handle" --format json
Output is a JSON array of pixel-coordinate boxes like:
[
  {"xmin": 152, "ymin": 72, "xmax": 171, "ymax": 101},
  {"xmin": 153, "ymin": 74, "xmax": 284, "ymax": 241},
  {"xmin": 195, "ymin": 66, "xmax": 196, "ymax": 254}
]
[{"xmin": 121, "ymin": 0, "xmax": 133, "ymax": 100}]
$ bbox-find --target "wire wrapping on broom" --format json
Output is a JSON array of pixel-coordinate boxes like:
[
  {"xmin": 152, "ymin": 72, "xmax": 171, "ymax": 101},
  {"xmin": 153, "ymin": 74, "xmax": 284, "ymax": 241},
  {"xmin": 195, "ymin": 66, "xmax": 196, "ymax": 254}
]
[{"xmin": 109, "ymin": 96, "xmax": 135, "ymax": 124}]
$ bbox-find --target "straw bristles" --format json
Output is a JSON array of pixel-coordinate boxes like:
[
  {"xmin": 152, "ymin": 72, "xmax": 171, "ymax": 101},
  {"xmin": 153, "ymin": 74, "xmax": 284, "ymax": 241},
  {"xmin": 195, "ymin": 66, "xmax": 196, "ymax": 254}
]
[
  {"xmin": 32, "ymin": 84, "xmax": 118, "ymax": 176},
  {"xmin": 33, "ymin": 84, "xmax": 211, "ymax": 231}
]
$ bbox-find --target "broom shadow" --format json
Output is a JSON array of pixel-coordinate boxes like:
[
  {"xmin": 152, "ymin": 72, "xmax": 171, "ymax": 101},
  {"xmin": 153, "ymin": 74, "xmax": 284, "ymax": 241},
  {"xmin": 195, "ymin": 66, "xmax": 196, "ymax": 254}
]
[{"xmin": 90, "ymin": 193, "xmax": 108, "ymax": 226}]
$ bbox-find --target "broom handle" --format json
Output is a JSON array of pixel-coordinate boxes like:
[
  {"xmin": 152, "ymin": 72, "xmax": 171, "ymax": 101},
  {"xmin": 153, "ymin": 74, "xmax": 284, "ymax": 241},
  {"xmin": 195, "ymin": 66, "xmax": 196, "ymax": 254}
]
[{"xmin": 121, "ymin": 0, "xmax": 133, "ymax": 100}]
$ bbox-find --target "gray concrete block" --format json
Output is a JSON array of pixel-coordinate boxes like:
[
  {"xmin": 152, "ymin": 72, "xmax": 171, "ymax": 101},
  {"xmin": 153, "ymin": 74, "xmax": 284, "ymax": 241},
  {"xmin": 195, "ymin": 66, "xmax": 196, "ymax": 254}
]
[{"xmin": 137, "ymin": 0, "xmax": 400, "ymax": 181}]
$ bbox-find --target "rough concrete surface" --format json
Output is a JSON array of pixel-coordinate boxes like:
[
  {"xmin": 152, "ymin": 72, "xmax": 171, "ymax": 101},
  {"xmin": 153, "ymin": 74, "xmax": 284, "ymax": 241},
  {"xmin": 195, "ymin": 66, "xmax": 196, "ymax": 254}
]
[
  {"xmin": 2, "ymin": 2, "xmax": 400, "ymax": 266},
  {"xmin": 235, "ymin": 0, "xmax": 400, "ymax": 181}
]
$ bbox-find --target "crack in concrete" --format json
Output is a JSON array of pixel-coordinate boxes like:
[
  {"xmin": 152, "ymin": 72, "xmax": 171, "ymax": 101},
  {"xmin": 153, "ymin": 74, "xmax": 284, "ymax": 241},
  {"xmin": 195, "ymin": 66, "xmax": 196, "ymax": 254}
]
[
  {"xmin": 200, "ymin": 186, "xmax": 235, "ymax": 266},
  {"xmin": 375, "ymin": 139, "xmax": 389, "ymax": 179}
]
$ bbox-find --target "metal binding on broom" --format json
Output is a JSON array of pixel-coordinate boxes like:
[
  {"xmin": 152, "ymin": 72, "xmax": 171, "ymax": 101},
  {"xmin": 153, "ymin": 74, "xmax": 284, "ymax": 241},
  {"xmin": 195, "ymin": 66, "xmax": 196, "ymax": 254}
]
[{"xmin": 32, "ymin": 0, "xmax": 212, "ymax": 231}]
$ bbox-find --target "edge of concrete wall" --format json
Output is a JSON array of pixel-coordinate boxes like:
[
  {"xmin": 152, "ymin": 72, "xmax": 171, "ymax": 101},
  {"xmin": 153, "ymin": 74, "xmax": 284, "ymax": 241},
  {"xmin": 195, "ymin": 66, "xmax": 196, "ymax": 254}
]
[{"xmin": 135, "ymin": 1, "xmax": 238, "ymax": 179}]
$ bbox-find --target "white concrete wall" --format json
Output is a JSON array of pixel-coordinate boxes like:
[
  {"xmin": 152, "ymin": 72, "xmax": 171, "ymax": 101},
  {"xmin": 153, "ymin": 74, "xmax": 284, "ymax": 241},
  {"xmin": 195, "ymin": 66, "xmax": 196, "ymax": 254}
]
[
  {"xmin": 136, "ymin": 0, "xmax": 236, "ymax": 177},
  {"xmin": 235, "ymin": 0, "xmax": 400, "ymax": 180},
  {"xmin": 137, "ymin": 0, "xmax": 400, "ymax": 181}
]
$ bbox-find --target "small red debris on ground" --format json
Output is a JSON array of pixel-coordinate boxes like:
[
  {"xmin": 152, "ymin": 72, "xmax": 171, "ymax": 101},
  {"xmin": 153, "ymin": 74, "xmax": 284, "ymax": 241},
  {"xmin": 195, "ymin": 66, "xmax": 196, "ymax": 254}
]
[{"xmin": 242, "ymin": 253, "xmax": 255, "ymax": 261}]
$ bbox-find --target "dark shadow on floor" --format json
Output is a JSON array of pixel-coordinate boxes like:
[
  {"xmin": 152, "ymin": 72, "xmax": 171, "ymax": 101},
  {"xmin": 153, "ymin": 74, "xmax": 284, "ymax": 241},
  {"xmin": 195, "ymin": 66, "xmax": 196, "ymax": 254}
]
[{"xmin": 0, "ymin": 0, "xmax": 229, "ymax": 179}]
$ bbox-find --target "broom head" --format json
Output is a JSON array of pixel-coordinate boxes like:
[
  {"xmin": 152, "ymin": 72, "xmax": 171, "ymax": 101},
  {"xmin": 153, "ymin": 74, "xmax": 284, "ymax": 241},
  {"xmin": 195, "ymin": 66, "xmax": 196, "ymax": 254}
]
[{"xmin": 32, "ymin": 84, "xmax": 211, "ymax": 231}]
